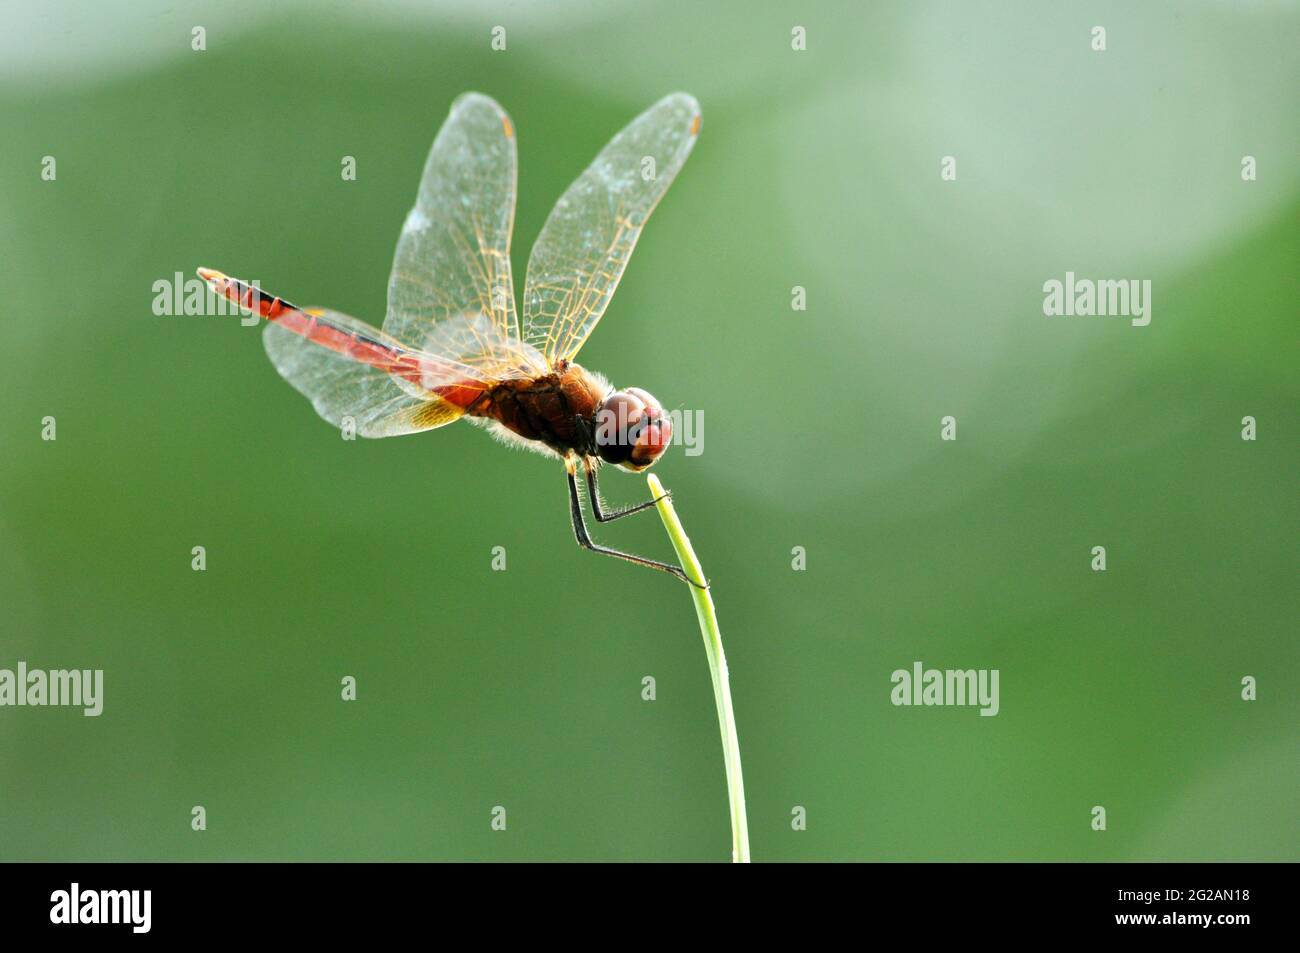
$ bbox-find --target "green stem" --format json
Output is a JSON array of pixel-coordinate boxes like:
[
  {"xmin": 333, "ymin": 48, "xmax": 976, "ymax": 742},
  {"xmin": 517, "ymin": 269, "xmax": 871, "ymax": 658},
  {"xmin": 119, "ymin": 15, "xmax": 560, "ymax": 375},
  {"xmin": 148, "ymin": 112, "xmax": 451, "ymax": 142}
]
[{"xmin": 647, "ymin": 473, "xmax": 751, "ymax": 863}]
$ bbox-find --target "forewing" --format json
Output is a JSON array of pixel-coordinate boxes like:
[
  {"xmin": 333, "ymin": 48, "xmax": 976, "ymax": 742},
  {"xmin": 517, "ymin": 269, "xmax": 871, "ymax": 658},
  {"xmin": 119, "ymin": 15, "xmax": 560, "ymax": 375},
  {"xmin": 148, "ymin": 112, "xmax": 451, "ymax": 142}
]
[
  {"xmin": 522, "ymin": 92, "xmax": 700, "ymax": 364},
  {"xmin": 422, "ymin": 311, "xmax": 548, "ymax": 381},
  {"xmin": 263, "ymin": 310, "xmax": 466, "ymax": 438},
  {"xmin": 385, "ymin": 92, "xmax": 542, "ymax": 378}
]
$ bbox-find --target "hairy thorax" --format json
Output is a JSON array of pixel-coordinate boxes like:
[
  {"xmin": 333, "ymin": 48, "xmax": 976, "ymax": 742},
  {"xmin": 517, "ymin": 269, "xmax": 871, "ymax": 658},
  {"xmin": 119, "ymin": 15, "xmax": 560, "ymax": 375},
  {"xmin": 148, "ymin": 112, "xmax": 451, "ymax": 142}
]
[{"xmin": 466, "ymin": 360, "xmax": 609, "ymax": 457}]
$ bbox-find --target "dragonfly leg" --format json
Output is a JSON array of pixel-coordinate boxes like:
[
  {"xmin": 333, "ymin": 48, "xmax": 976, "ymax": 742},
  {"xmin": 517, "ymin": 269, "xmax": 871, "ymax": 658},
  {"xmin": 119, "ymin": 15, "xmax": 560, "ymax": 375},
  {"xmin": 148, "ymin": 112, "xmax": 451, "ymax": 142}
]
[
  {"xmin": 566, "ymin": 466, "xmax": 705, "ymax": 589},
  {"xmin": 584, "ymin": 459, "xmax": 669, "ymax": 523}
]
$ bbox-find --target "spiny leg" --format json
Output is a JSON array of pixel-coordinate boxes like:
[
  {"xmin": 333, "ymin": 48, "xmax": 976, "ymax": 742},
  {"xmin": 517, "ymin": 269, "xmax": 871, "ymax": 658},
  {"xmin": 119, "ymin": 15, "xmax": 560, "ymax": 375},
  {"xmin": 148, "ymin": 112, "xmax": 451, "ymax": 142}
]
[
  {"xmin": 566, "ymin": 463, "xmax": 704, "ymax": 588},
  {"xmin": 584, "ymin": 458, "xmax": 668, "ymax": 523}
]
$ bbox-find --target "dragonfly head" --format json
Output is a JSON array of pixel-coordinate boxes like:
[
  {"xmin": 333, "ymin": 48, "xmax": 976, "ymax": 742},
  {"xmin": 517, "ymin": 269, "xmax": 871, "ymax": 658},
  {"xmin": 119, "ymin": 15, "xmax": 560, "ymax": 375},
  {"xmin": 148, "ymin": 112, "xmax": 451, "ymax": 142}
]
[{"xmin": 594, "ymin": 387, "xmax": 673, "ymax": 472}]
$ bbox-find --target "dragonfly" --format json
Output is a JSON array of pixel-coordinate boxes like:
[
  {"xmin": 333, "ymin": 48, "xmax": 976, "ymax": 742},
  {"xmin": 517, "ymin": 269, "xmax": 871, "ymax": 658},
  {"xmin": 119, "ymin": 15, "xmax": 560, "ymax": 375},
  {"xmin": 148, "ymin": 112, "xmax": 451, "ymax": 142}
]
[{"xmin": 198, "ymin": 92, "xmax": 703, "ymax": 586}]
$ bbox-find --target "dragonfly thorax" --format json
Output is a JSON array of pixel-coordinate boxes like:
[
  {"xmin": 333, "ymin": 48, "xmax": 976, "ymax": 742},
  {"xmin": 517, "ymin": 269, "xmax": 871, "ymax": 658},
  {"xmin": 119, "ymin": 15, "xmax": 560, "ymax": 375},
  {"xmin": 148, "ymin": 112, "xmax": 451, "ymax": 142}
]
[
  {"xmin": 467, "ymin": 366, "xmax": 670, "ymax": 470},
  {"xmin": 468, "ymin": 361, "xmax": 607, "ymax": 458}
]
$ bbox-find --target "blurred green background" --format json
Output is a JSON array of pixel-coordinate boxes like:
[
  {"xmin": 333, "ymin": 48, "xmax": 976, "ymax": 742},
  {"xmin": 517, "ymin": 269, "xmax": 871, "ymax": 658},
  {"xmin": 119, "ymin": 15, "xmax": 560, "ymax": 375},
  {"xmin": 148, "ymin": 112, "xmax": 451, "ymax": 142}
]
[{"xmin": 1, "ymin": 0, "xmax": 1296, "ymax": 861}]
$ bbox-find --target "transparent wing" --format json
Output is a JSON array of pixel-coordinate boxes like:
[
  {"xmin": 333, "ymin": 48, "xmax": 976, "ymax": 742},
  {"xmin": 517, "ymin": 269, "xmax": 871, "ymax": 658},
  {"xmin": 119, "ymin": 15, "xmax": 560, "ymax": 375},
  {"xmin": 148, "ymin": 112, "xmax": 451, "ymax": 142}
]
[
  {"xmin": 263, "ymin": 309, "xmax": 469, "ymax": 438},
  {"xmin": 421, "ymin": 311, "xmax": 548, "ymax": 380},
  {"xmin": 522, "ymin": 92, "xmax": 701, "ymax": 365},
  {"xmin": 385, "ymin": 92, "xmax": 544, "ymax": 378}
]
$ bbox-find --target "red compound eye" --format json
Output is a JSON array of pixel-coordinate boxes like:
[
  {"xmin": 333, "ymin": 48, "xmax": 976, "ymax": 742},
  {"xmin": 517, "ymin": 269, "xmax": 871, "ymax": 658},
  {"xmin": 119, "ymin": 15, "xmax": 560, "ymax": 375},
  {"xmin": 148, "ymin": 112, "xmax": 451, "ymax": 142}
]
[
  {"xmin": 629, "ymin": 412, "xmax": 672, "ymax": 469},
  {"xmin": 594, "ymin": 388, "xmax": 671, "ymax": 470},
  {"xmin": 625, "ymin": 387, "xmax": 662, "ymax": 417}
]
